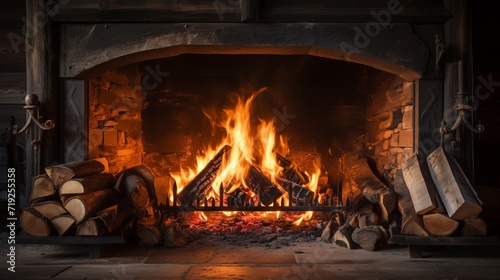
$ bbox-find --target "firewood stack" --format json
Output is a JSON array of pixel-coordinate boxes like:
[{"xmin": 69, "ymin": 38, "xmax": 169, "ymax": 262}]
[
  {"xmin": 321, "ymin": 152, "xmax": 396, "ymax": 251},
  {"xmin": 20, "ymin": 158, "xmax": 163, "ymax": 246},
  {"xmin": 398, "ymin": 148, "xmax": 486, "ymax": 238}
]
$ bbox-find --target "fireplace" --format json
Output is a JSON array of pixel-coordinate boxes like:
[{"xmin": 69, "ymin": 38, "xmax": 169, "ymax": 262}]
[
  {"xmin": 83, "ymin": 53, "xmax": 413, "ymax": 208},
  {"xmin": 23, "ymin": 0, "xmax": 479, "ymax": 251}
]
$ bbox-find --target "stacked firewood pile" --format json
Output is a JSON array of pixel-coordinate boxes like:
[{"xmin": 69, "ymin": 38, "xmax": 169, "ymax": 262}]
[
  {"xmin": 322, "ymin": 147, "xmax": 486, "ymax": 251},
  {"xmin": 397, "ymin": 147, "xmax": 485, "ymax": 237},
  {"xmin": 321, "ymin": 152, "xmax": 396, "ymax": 251},
  {"xmin": 20, "ymin": 158, "xmax": 163, "ymax": 246}
]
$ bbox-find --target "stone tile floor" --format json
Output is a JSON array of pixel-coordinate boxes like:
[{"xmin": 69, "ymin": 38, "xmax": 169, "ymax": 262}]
[{"xmin": 1, "ymin": 234, "xmax": 500, "ymax": 279}]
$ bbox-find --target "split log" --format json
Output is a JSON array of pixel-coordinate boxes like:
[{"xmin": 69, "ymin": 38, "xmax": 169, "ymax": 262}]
[
  {"xmin": 59, "ymin": 173, "xmax": 115, "ymax": 195},
  {"xmin": 393, "ymin": 170, "xmax": 429, "ymax": 236},
  {"xmin": 20, "ymin": 207, "xmax": 56, "ymax": 236},
  {"xmin": 402, "ymin": 153, "xmax": 445, "ymax": 214},
  {"xmin": 461, "ymin": 217, "xmax": 488, "ymax": 236},
  {"xmin": 423, "ymin": 213, "xmax": 459, "ymax": 236},
  {"xmin": 352, "ymin": 226, "xmax": 385, "ymax": 251},
  {"xmin": 63, "ymin": 189, "xmax": 120, "ymax": 223},
  {"xmin": 341, "ymin": 152, "xmax": 396, "ymax": 223},
  {"xmin": 97, "ymin": 202, "xmax": 135, "ymax": 234},
  {"xmin": 32, "ymin": 200, "xmax": 68, "ymax": 220},
  {"xmin": 245, "ymin": 165, "xmax": 284, "ymax": 206},
  {"xmin": 135, "ymin": 225, "xmax": 162, "ymax": 247},
  {"xmin": 45, "ymin": 158, "xmax": 109, "ymax": 187},
  {"xmin": 333, "ymin": 224, "xmax": 357, "ymax": 249},
  {"xmin": 177, "ymin": 145, "xmax": 231, "ymax": 206},
  {"xmin": 30, "ymin": 174, "xmax": 56, "ymax": 201},
  {"xmin": 332, "ymin": 194, "xmax": 369, "ymax": 249},
  {"xmin": 76, "ymin": 217, "xmax": 109, "ymax": 236},
  {"xmin": 320, "ymin": 219, "xmax": 339, "ymax": 242},
  {"xmin": 427, "ymin": 147, "xmax": 483, "ymax": 220},
  {"xmin": 50, "ymin": 214, "xmax": 77, "ymax": 236}
]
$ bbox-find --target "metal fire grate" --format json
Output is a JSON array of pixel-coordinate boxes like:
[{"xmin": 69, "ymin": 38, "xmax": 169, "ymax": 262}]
[{"xmin": 160, "ymin": 182, "xmax": 349, "ymax": 219}]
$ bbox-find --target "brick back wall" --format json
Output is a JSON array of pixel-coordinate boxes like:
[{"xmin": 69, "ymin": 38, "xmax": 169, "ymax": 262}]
[
  {"xmin": 365, "ymin": 81, "xmax": 414, "ymax": 187},
  {"xmin": 88, "ymin": 65, "xmax": 143, "ymax": 175}
]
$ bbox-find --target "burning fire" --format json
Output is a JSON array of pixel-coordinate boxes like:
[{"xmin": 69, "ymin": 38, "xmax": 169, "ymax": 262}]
[{"xmin": 170, "ymin": 87, "xmax": 320, "ymax": 225}]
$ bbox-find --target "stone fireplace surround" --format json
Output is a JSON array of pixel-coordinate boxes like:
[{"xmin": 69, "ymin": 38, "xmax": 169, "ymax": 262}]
[{"xmin": 23, "ymin": 0, "xmax": 458, "ymax": 212}]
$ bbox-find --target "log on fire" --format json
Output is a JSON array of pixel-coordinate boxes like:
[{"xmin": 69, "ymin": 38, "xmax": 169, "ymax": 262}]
[
  {"xmin": 275, "ymin": 177, "xmax": 314, "ymax": 206},
  {"xmin": 45, "ymin": 157, "xmax": 109, "ymax": 187},
  {"xmin": 177, "ymin": 145, "xmax": 231, "ymax": 206},
  {"xmin": 245, "ymin": 165, "xmax": 284, "ymax": 206}
]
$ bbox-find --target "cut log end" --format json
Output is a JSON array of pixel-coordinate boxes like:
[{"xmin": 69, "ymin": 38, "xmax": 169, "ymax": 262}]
[
  {"xmin": 20, "ymin": 207, "xmax": 55, "ymax": 236},
  {"xmin": 423, "ymin": 213, "xmax": 459, "ymax": 236}
]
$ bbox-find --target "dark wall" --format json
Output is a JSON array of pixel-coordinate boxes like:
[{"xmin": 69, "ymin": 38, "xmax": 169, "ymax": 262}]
[{"xmin": 471, "ymin": 1, "xmax": 500, "ymax": 187}]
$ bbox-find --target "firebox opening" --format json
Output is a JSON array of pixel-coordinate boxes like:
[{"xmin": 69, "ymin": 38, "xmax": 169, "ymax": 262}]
[{"xmin": 88, "ymin": 53, "xmax": 413, "ymax": 230}]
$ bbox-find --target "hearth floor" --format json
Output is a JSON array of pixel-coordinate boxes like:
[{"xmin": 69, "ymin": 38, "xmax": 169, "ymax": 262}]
[{"xmin": 1, "ymin": 233, "xmax": 500, "ymax": 279}]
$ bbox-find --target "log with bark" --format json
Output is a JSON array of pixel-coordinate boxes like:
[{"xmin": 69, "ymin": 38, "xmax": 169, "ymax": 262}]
[
  {"xmin": 63, "ymin": 188, "xmax": 120, "ymax": 223},
  {"xmin": 50, "ymin": 214, "xmax": 77, "ymax": 236},
  {"xmin": 20, "ymin": 207, "xmax": 56, "ymax": 236},
  {"xmin": 393, "ymin": 170, "xmax": 429, "ymax": 236},
  {"xmin": 245, "ymin": 165, "xmax": 284, "ymax": 206},
  {"xmin": 30, "ymin": 174, "xmax": 57, "ymax": 202},
  {"xmin": 45, "ymin": 158, "xmax": 109, "ymax": 187},
  {"xmin": 118, "ymin": 174, "xmax": 150, "ymax": 209},
  {"xmin": 32, "ymin": 200, "xmax": 68, "ymax": 220},
  {"xmin": 115, "ymin": 165, "xmax": 157, "ymax": 207},
  {"xmin": 341, "ymin": 152, "xmax": 396, "ymax": 223},
  {"xmin": 177, "ymin": 145, "xmax": 231, "ymax": 206},
  {"xmin": 76, "ymin": 217, "xmax": 109, "ymax": 236},
  {"xmin": 402, "ymin": 153, "xmax": 445, "ymax": 214},
  {"xmin": 58, "ymin": 173, "xmax": 115, "ymax": 195},
  {"xmin": 422, "ymin": 213, "xmax": 459, "ymax": 236},
  {"xmin": 275, "ymin": 177, "xmax": 314, "ymax": 206},
  {"xmin": 460, "ymin": 217, "xmax": 488, "ymax": 236},
  {"xmin": 97, "ymin": 202, "xmax": 135, "ymax": 234}
]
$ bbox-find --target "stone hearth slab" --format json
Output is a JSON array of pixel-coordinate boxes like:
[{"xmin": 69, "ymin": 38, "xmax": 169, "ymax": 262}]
[
  {"xmin": 145, "ymin": 247, "xmax": 215, "ymax": 264},
  {"xmin": 54, "ymin": 264, "xmax": 190, "ymax": 279}
]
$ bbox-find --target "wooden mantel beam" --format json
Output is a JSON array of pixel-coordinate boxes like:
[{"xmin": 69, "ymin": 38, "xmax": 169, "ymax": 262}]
[{"xmin": 50, "ymin": 0, "xmax": 451, "ymax": 24}]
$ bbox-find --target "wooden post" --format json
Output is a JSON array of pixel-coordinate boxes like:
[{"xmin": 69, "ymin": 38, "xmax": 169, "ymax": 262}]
[{"xmin": 25, "ymin": 0, "xmax": 59, "ymax": 206}]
